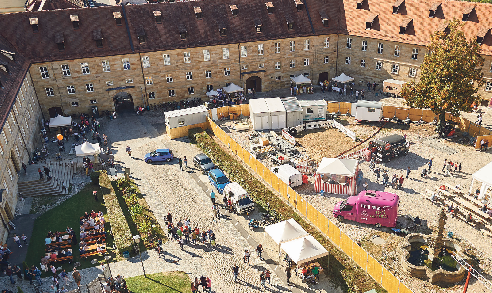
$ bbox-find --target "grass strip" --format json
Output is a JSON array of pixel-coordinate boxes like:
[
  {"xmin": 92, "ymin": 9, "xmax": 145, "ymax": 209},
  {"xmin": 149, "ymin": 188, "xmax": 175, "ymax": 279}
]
[{"xmin": 125, "ymin": 271, "xmax": 191, "ymax": 293}]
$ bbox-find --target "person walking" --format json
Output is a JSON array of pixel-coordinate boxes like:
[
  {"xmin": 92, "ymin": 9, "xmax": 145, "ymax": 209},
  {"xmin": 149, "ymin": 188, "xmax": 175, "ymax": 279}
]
[
  {"xmin": 34, "ymin": 267, "xmax": 42, "ymax": 285},
  {"xmin": 374, "ymin": 168, "xmax": 380, "ymax": 183},
  {"xmin": 232, "ymin": 265, "xmax": 239, "ymax": 282},
  {"xmin": 244, "ymin": 250, "xmax": 250, "ymax": 264},
  {"xmin": 442, "ymin": 159, "xmax": 447, "ymax": 172},
  {"xmin": 406, "ymin": 167, "xmax": 411, "ymax": 179},
  {"xmin": 183, "ymin": 156, "xmax": 188, "ymax": 169},
  {"xmin": 178, "ymin": 158, "xmax": 183, "ymax": 171},
  {"xmin": 38, "ymin": 168, "xmax": 44, "ymax": 180},
  {"xmin": 179, "ymin": 237, "xmax": 184, "ymax": 250},
  {"xmin": 260, "ymin": 272, "xmax": 266, "ymax": 289},
  {"xmin": 6, "ymin": 265, "xmax": 15, "ymax": 284},
  {"xmin": 191, "ymin": 282, "xmax": 197, "ymax": 293},
  {"xmin": 206, "ymin": 277, "xmax": 211, "ymax": 292},
  {"xmin": 264, "ymin": 270, "xmax": 271, "ymax": 284},
  {"xmin": 72, "ymin": 268, "xmax": 82, "ymax": 289},
  {"xmin": 428, "ymin": 158, "xmax": 433, "ymax": 172},
  {"xmin": 22, "ymin": 162, "xmax": 27, "ymax": 174},
  {"xmin": 398, "ymin": 175, "xmax": 404, "ymax": 189},
  {"xmin": 286, "ymin": 267, "xmax": 292, "ymax": 284},
  {"xmin": 256, "ymin": 244, "xmax": 263, "ymax": 260},
  {"xmin": 210, "ymin": 190, "xmax": 216, "ymax": 205},
  {"xmin": 13, "ymin": 234, "xmax": 21, "ymax": 247},
  {"xmin": 126, "ymin": 146, "xmax": 131, "ymax": 157}
]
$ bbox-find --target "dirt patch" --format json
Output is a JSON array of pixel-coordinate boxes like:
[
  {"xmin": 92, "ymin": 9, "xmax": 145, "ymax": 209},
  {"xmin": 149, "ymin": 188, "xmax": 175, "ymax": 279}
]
[{"xmin": 296, "ymin": 128, "xmax": 359, "ymax": 161}]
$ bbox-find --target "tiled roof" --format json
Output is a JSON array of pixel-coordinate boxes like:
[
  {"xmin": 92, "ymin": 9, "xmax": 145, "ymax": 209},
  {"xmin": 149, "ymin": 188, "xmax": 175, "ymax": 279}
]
[{"xmin": 26, "ymin": 0, "xmax": 83, "ymax": 11}]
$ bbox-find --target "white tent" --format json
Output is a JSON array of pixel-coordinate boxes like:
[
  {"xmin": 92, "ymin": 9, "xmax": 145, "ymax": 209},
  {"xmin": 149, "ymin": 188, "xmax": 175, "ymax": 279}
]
[
  {"xmin": 469, "ymin": 161, "xmax": 492, "ymax": 199},
  {"xmin": 316, "ymin": 158, "xmax": 357, "ymax": 176},
  {"xmin": 223, "ymin": 83, "xmax": 244, "ymax": 93},
  {"xmin": 332, "ymin": 73, "xmax": 354, "ymax": 83},
  {"xmin": 206, "ymin": 90, "xmax": 219, "ymax": 97},
  {"xmin": 49, "ymin": 115, "xmax": 72, "ymax": 127},
  {"xmin": 291, "ymin": 75, "xmax": 311, "ymax": 85},
  {"xmin": 280, "ymin": 235, "xmax": 329, "ymax": 265},
  {"xmin": 75, "ymin": 142, "xmax": 101, "ymax": 157},
  {"xmin": 265, "ymin": 219, "xmax": 308, "ymax": 245}
]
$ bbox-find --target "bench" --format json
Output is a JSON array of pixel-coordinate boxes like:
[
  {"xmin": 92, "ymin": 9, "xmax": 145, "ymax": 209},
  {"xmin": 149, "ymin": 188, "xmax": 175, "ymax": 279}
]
[
  {"xmin": 451, "ymin": 197, "xmax": 491, "ymax": 223},
  {"xmin": 49, "ymin": 256, "xmax": 73, "ymax": 263},
  {"xmin": 458, "ymin": 193, "xmax": 486, "ymax": 209},
  {"xmin": 80, "ymin": 250, "xmax": 106, "ymax": 258}
]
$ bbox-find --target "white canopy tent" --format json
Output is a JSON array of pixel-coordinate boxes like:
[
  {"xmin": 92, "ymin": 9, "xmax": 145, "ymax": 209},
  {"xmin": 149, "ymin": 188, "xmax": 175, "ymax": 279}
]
[
  {"xmin": 223, "ymin": 83, "xmax": 244, "ymax": 93},
  {"xmin": 280, "ymin": 235, "xmax": 329, "ymax": 265},
  {"xmin": 264, "ymin": 219, "xmax": 308, "ymax": 245},
  {"xmin": 316, "ymin": 158, "xmax": 358, "ymax": 176},
  {"xmin": 469, "ymin": 161, "xmax": 492, "ymax": 200},
  {"xmin": 332, "ymin": 73, "xmax": 354, "ymax": 84},
  {"xmin": 206, "ymin": 90, "xmax": 219, "ymax": 97},
  {"xmin": 75, "ymin": 142, "xmax": 101, "ymax": 157},
  {"xmin": 291, "ymin": 75, "xmax": 311, "ymax": 85},
  {"xmin": 49, "ymin": 115, "xmax": 72, "ymax": 128}
]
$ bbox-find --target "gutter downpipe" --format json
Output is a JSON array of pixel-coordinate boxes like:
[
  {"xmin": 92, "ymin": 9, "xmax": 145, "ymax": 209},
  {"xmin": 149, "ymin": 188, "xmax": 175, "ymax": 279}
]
[{"xmin": 121, "ymin": 4, "xmax": 135, "ymax": 53}]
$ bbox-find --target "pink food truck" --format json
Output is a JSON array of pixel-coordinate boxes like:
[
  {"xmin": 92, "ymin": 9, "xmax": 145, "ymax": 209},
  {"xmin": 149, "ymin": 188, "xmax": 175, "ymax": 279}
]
[{"xmin": 333, "ymin": 190, "xmax": 399, "ymax": 227}]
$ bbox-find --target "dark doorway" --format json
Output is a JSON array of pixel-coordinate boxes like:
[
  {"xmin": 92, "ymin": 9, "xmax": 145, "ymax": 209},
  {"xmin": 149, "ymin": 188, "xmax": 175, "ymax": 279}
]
[
  {"xmin": 246, "ymin": 76, "xmax": 262, "ymax": 93},
  {"xmin": 318, "ymin": 72, "xmax": 329, "ymax": 84},
  {"xmin": 113, "ymin": 92, "xmax": 134, "ymax": 112},
  {"xmin": 48, "ymin": 107, "xmax": 63, "ymax": 118}
]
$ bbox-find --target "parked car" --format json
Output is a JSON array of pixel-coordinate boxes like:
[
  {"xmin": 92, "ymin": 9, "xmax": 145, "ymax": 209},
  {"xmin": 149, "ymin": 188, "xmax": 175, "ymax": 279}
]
[
  {"xmin": 208, "ymin": 169, "xmax": 230, "ymax": 194},
  {"xmin": 193, "ymin": 153, "xmax": 216, "ymax": 173},
  {"xmin": 368, "ymin": 134, "xmax": 409, "ymax": 163},
  {"xmin": 144, "ymin": 149, "xmax": 174, "ymax": 163}
]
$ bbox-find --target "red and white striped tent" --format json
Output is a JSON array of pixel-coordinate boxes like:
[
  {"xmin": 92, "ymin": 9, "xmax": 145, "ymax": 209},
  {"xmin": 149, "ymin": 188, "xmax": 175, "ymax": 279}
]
[{"xmin": 314, "ymin": 158, "xmax": 358, "ymax": 196}]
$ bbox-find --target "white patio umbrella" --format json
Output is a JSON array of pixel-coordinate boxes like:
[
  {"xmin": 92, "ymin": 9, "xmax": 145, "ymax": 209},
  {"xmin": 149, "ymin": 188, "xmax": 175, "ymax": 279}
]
[
  {"xmin": 75, "ymin": 142, "xmax": 101, "ymax": 157},
  {"xmin": 265, "ymin": 218, "xmax": 308, "ymax": 260},
  {"xmin": 291, "ymin": 75, "xmax": 311, "ymax": 85},
  {"xmin": 280, "ymin": 235, "xmax": 329, "ymax": 265},
  {"xmin": 332, "ymin": 73, "xmax": 354, "ymax": 83},
  {"xmin": 223, "ymin": 83, "xmax": 244, "ymax": 93},
  {"xmin": 206, "ymin": 90, "xmax": 219, "ymax": 97}
]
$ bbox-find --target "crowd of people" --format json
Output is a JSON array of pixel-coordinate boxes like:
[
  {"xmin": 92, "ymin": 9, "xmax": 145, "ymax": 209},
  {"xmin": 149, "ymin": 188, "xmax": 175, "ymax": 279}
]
[
  {"xmin": 102, "ymin": 275, "xmax": 129, "ymax": 293},
  {"xmin": 164, "ymin": 213, "xmax": 217, "ymax": 250},
  {"xmin": 79, "ymin": 211, "xmax": 107, "ymax": 258},
  {"xmin": 41, "ymin": 228, "xmax": 74, "ymax": 268},
  {"xmin": 207, "ymin": 91, "xmax": 247, "ymax": 109}
]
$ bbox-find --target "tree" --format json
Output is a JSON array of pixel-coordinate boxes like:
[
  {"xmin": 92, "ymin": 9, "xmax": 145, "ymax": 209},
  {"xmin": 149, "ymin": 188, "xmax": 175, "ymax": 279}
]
[{"xmin": 401, "ymin": 19, "xmax": 484, "ymax": 137}]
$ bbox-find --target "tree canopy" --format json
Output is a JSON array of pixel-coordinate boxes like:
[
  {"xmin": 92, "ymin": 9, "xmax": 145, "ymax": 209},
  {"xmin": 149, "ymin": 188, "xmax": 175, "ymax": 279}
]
[{"xmin": 401, "ymin": 19, "xmax": 484, "ymax": 135}]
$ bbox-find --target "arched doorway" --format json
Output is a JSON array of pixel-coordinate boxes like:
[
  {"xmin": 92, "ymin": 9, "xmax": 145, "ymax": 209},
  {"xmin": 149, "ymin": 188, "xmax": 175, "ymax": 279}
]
[
  {"xmin": 246, "ymin": 76, "xmax": 262, "ymax": 93},
  {"xmin": 113, "ymin": 92, "xmax": 134, "ymax": 112},
  {"xmin": 48, "ymin": 107, "xmax": 63, "ymax": 118},
  {"xmin": 318, "ymin": 72, "xmax": 329, "ymax": 84}
]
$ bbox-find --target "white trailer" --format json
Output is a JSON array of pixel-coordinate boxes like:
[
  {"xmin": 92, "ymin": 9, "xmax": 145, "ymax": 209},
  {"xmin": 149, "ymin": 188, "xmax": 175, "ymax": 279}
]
[
  {"xmin": 271, "ymin": 164, "xmax": 303, "ymax": 187},
  {"xmin": 265, "ymin": 97, "xmax": 286, "ymax": 129},
  {"xmin": 352, "ymin": 100, "xmax": 383, "ymax": 122},
  {"xmin": 281, "ymin": 97, "xmax": 303, "ymax": 128},
  {"xmin": 299, "ymin": 100, "xmax": 327, "ymax": 122},
  {"xmin": 165, "ymin": 105, "xmax": 208, "ymax": 129},
  {"xmin": 223, "ymin": 182, "xmax": 255, "ymax": 214}
]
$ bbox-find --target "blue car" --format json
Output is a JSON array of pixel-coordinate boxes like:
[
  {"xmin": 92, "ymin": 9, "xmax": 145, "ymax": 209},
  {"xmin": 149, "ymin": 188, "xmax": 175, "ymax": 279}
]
[
  {"xmin": 144, "ymin": 149, "xmax": 174, "ymax": 163},
  {"xmin": 208, "ymin": 169, "xmax": 230, "ymax": 194}
]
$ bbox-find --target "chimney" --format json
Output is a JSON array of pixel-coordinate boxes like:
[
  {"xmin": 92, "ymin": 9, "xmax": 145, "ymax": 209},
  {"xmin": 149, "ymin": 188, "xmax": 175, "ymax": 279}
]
[
  {"xmin": 70, "ymin": 15, "xmax": 79, "ymax": 29},
  {"xmin": 319, "ymin": 11, "xmax": 329, "ymax": 27},
  {"xmin": 29, "ymin": 17, "xmax": 38, "ymax": 32}
]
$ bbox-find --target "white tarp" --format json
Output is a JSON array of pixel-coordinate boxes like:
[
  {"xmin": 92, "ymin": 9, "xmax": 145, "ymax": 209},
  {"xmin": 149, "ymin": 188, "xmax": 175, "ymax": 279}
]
[
  {"xmin": 332, "ymin": 73, "xmax": 354, "ymax": 83},
  {"xmin": 206, "ymin": 90, "xmax": 219, "ymax": 97},
  {"xmin": 75, "ymin": 142, "xmax": 101, "ymax": 157},
  {"xmin": 49, "ymin": 115, "xmax": 72, "ymax": 127},
  {"xmin": 291, "ymin": 75, "xmax": 311, "ymax": 85},
  {"xmin": 469, "ymin": 161, "xmax": 492, "ymax": 198},
  {"xmin": 223, "ymin": 83, "xmax": 244, "ymax": 93},
  {"xmin": 265, "ymin": 219, "xmax": 308, "ymax": 244},
  {"xmin": 280, "ymin": 235, "xmax": 329, "ymax": 265},
  {"xmin": 317, "ymin": 158, "xmax": 358, "ymax": 176}
]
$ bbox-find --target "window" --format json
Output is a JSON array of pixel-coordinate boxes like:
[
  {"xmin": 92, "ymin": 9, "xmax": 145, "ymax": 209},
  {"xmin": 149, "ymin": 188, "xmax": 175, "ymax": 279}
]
[
  {"xmin": 166, "ymin": 74, "xmax": 173, "ymax": 83},
  {"xmin": 304, "ymin": 58, "xmax": 310, "ymax": 66},
  {"xmin": 324, "ymin": 56, "xmax": 329, "ymax": 64},
  {"xmin": 106, "ymin": 81, "xmax": 114, "ymax": 86},
  {"xmin": 275, "ymin": 62, "xmax": 281, "ymax": 69},
  {"xmin": 378, "ymin": 43, "xmax": 383, "ymax": 54},
  {"xmin": 1, "ymin": 131, "xmax": 7, "ymax": 144},
  {"xmin": 362, "ymin": 40, "xmax": 367, "ymax": 51},
  {"xmin": 142, "ymin": 56, "xmax": 150, "ymax": 68},
  {"xmin": 40, "ymin": 66, "xmax": 49, "ymax": 79},
  {"xmin": 224, "ymin": 68, "xmax": 230, "ymax": 76},
  {"xmin": 122, "ymin": 58, "xmax": 130, "ymax": 70},
  {"xmin": 71, "ymin": 101, "xmax": 78, "ymax": 107},
  {"xmin": 290, "ymin": 60, "xmax": 295, "ymax": 68},
  {"xmin": 275, "ymin": 76, "xmax": 281, "ymax": 81},
  {"xmin": 188, "ymin": 87, "xmax": 195, "ymax": 94},
  {"xmin": 394, "ymin": 45, "xmax": 400, "ymax": 57},
  {"xmin": 412, "ymin": 48, "xmax": 419, "ymax": 60},
  {"xmin": 346, "ymin": 38, "xmax": 352, "ymax": 49},
  {"xmin": 168, "ymin": 90, "xmax": 176, "ymax": 97},
  {"xmin": 61, "ymin": 64, "xmax": 71, "ymax": 76},
  {"xmin": 258, "ymin": 44, "xmax": 264, "ymax": 55},
  {"xmin": 376, "ymin": 61, "xmax": 382, "ymax": 70},
  {"xmin": 148, "ymin": 92, "xmax": 155, "ymax": 99},
  {"xmin": 102, "ymin": 60, "xmax": 110, "ymax": 72},
  {"xmin": 207, "ymin": 84, "xmax": 213, "ymax": 92},
  {"xmin": 485, "ymin": 82, "xmax": 492, "ymax": 91},
  {"xmin": 409, "ymin": 68, "xmax": 417, "ymax": 77},
  {"xmin": 145, "ymin": 77, "xmax": 153, "ymax": 85},
  {"xmin": 81, "ymin": 63, "xmax": 90, "ymax": 74},
  {"xmin": 45, "ymin": 87, "xmax": 54, "ymax": 96},
  {"xmin": 186, "ymin": 72, "xmax": 193, "ymax": 80},
  {"xmin": 205, "ymin": 70, "xmax": 212, "ymax": 78},
  {"xmin": 126, "ymin": 79, "xmax": 133, "ymax": 84},
  {"xmin": 290, "ymin": 41, "xmax": 295, "ymax": 52},
  {"xmin": 275, "ymin": 42, "xmax": 280, "ymax": 53},
  {"xmin": 203, "ymin": 50, "xmax": 210, "ymax": 61},
  {"xmin": 163, "ymin": 54, "xmax": 171, "ymax": 65},
  {"xmin": 86, "ymin": 83, "xmax": 94, "ymax": 92},
  {"xmin": 360, "ymin": 59, "xmax": 366, "ymax": 67},
  {"xmin": 304, "ymin": 39, "xmax": 310, "ymax": 50},
  {"xmin": 345, "ymin": 57, "xmax": 351, "ymax": 64},
  {"xmin": 391, "ymin": 64, "xmax": 399, "ymax": 74},
  {"xmin": 239, "ymin": 46, "xmax": 247, "ymax": 57},
  {"xmin": 241, "ymin": 65, "xmax": 248, "ymax": 70},
  {"xmin": 258, "ymin": 63, "xmax": 265, "ymax": 68},
  {"xmin": 223, "ymin": 48, "xmax": 229, "ymax": 59},
  {"xmin": 184, "ymin": 52, "xmax": 191, "ymax": 63},
  {"xmin": 324, "ymin": 37, "xmax": 330, "ymax": 48},
  {"xmin": 67, "ymin": 85, "xmax": 75, "ymax": 94}
]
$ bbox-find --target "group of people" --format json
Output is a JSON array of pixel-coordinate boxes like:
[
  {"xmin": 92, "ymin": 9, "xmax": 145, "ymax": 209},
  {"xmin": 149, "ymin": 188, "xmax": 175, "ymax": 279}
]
[
  {"xmin": 102, "ymin": 275, "xmax": 129, "ymax": 293},
  {"xmin": 79, "ymin": 210, "xmax": 106, "ymax": 256},
  {"xmin": 440, "ymin": 159, "xmax": 462, "ymax": 176},
  {"xmin": 371, "ymin": 168, "xmax": 405, "ymax": 189},
  {"xmin": 164, "ymin": 213, "xmax": 217, "ymax": 251},
  {"xmin": 191, "ymin": 276, "xmax": 212, "ymax": 293},
  {"xmin": 42, "ymin": 229, "xmax": 74, "ymax": 265},
  {"xmin": 208, "ymin": 91, "xmax": 246, "ymax": 109}
]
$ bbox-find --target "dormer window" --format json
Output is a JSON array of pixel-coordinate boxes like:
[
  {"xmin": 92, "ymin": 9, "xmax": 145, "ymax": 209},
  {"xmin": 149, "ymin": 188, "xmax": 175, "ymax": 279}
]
[
  {"xmin": 429, "ymin": 3, "xmax": 440, "ymax": 18},
  {"xmin": 399, "ymin": 18, "xmax": 412, "ymax": 34},
  {"xmin": 230, "ymin": 4, "xmax": 238, "ymax": 16},
  {"xmin": 437, "ymin": 22, "xmax": 449, "ymax": 35},
  {"xmin": 254, "ymin": 19, "xmax": 262, "ymax": 33},
  {"xmin": 113, "ymin": 12, "xmax": 122, "ymax": 25},
  {"xmin": 266, "ymin": 2, "xmax": 274, "ymax": 14},
  {"xmin": 136, "ymin": 27, "xmax": 146, "ymax": 43},
  {"xmin": 70, "ymin": 15, "xmax": 79, "ymax": 29},
  {"xmin": 0, "ymin": 50, "xmax": 15, "ymax": 61},
  {"xmin": 477, "ymin": 27, "xmax": 489, "ymax": 45},
  {"xmin": 319, "ymin": 11, "xmax": 329, "ymax": 27},
  {"xmin": 178, "ymin": 25, "xmax": 187, "ymax": 40},
  {"xmin": 153, "ymin": 11, "xmax": 162, "ymax": 23},
  {"xmin": 93, "ymin": 29, "xmax": 103, "ymax": 48},
  {"xmin": 366, "ymin": 14, "xmax": 378, "ymax": 30},
  {"xmin": 194, "ymin": 7, "xmax": 202, "ymax": 19},
  {"xmin": 393, "ymin": 0, "xmax": 404, "ymax": 14},
  {"xmin": 219, "ymin": 26, "xmax": 227, "ymax": 36},
  {"xmin": 55, "ymin": 33, "xmax": 65, "ymax": 51},
  {"xmin": 30, "ymin": 18, "xmax": 38, "ymax": 32},
  {"xmin": 0, "ymin": 64, "xmax": 9, "ymax": 73},
  {"xmin": 294, "ymin": 0, "xmax": 303, "ymax": 11},
  {"xmin": 356, "ymin": 0, "xmax": 365, "ymax": 9},
  {"xmin": 462, "ymin": 6, "xmax": 475, "ymax": 21}
]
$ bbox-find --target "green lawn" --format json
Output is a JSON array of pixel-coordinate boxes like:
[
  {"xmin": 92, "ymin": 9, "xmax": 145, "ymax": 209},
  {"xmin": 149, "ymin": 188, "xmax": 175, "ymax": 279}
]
[
  {"xmin": 25, "ymin": 183, "xmax": 116, "ymax": 276},
  {"xmin": 126, "ymin": 271, "xmax": 191, "ymax": 293}
]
